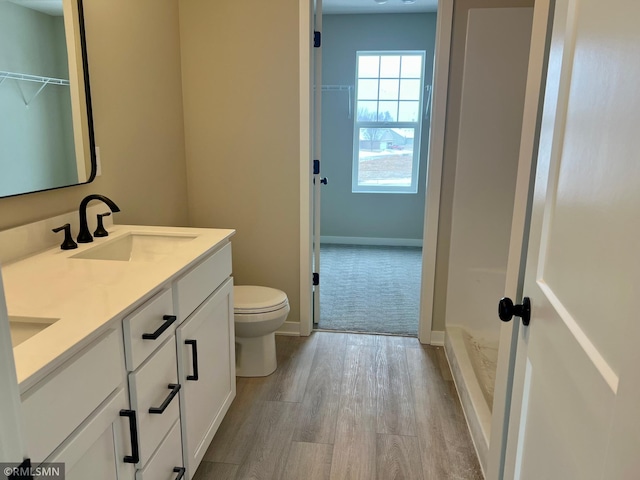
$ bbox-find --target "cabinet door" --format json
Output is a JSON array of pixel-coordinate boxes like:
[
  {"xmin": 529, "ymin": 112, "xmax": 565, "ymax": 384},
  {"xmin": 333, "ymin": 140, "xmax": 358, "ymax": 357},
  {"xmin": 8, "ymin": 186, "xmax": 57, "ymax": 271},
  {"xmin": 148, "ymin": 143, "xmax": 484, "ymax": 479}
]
[
  {"xmin": 41, "ymin": 388, "xmax": 135, "ymax": 480},
  {"xmin": 176, "ymin": 278, "xmax": 235, "ymax": 479}
]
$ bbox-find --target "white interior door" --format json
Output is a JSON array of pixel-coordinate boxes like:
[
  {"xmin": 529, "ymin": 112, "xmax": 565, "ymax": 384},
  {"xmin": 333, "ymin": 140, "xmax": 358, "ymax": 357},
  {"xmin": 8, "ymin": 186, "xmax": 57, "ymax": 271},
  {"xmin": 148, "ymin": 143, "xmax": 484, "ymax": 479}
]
[
  {"xmin": 312, "ymin": 0, "xmax": 323, "ymax": 326},
  {"xmin": 503, "ymin": 0, "xmax": 640, "ymax": 478}
]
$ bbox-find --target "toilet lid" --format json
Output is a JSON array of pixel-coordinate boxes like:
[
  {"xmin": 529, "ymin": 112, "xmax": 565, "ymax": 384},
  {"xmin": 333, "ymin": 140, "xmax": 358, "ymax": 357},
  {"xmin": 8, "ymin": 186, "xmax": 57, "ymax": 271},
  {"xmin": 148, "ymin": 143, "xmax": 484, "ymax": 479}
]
[{"xmin": 234, "ymin": 285, "xmax": 289, "ymax": 314}]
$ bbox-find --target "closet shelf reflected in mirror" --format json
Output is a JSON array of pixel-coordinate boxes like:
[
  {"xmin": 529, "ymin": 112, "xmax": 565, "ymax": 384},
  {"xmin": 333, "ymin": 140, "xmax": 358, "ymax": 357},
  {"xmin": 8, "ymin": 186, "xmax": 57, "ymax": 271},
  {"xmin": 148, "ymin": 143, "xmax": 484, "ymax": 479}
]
[{"xmin": 0, "ymin": 71, "xmax": 70, "ymax": 106}]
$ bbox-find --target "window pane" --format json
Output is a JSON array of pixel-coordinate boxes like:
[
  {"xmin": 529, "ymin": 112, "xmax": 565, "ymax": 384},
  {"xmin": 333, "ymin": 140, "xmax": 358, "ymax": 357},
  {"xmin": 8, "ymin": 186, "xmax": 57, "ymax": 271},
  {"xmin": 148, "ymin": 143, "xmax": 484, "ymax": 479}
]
[
  {"xmin": 401, "ymin": 55, "xmax": 423, "ymax": 78},
  {"xmin": 398, "ymin": 101, "xmax": 420, "ymax": 122},
  {"xmin": 378, "ymin": 101, "xmax": 397, "ymax": 121},
  {"xmin": 358, "ymin": 79, "xmax": 379, "ymax": 100},
  {"xmin": 357, "ymin": 101, "xmax": 378, "ymax": 121},
  {"xmin": 358, "ymin": 55, "xmax": 379, "ymax": 77},
  {"xmin": 399, "ymin": 79, "xmax": 421, "ymax": 100},
  {"xmin": 380, "ymin": 56, "xmax": 400, "ymax": 77},
  {"xmin": 357, "ymin": 127, "xmax": 415, "ymax": 187},
  {"xmin": 379, "ymin": 79, "xmax": 399, "ymax": 100}
]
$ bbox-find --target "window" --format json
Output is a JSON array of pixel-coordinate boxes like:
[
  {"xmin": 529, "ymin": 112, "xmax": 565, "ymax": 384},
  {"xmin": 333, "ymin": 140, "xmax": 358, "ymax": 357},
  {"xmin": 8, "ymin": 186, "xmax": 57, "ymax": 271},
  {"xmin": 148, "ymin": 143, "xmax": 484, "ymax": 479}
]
[{"xmin": 352, "ymin": 51, "xmax": 426, "ymax": 193}]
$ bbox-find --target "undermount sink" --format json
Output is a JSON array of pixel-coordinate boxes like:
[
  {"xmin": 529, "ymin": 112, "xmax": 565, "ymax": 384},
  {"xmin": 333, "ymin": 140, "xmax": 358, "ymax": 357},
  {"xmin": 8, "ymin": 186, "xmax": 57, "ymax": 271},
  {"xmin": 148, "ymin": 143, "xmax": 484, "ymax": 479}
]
[
  {"xmin": 71, "ymin": 233, "xmax": 198, "ymax": 262},
  {"xmin": 9, "ymin": 316, "xmax": 60, "ymax": 347}
]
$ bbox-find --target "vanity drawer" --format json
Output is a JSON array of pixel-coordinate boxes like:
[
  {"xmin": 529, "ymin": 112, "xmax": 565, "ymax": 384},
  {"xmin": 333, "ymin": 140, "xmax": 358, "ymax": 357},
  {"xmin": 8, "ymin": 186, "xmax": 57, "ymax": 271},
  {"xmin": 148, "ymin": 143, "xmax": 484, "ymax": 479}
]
[
  {"xmin": 175, "ymin": 242, "xmax": 232, "ymax": 322},
  {"xmin": 21, "ymin": 328, "xmax": 124, "ymax": 463},
  {"xmin": 128, "ymin": 337, "xmax": 180, "ymax": 467},
  {"xmin": 135, "ymin": 419, "xmax": 183, "ymax": 480},
  {"xmin": 123, "ymin": 289, "xmax": 175, "ymax": 371}
]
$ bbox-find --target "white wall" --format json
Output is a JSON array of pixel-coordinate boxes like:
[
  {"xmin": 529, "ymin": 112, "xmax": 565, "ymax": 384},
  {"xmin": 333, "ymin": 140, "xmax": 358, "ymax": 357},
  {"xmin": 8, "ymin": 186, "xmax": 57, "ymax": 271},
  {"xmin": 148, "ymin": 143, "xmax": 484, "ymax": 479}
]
[{"xmin": 444, "ymin": 8, "xmax": 532, "ymax": 339}]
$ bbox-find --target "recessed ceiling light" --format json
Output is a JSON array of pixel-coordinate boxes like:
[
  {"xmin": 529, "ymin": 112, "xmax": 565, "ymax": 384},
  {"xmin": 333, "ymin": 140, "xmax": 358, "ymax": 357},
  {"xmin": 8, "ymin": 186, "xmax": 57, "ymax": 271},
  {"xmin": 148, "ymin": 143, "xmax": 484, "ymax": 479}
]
[
  {"xmin": 374, "ymin": 0, "xmax": 388, "ymax": 4},
  {"xmin": 402, "ymin": 0, "xmax": 417, "ymax": 3}
]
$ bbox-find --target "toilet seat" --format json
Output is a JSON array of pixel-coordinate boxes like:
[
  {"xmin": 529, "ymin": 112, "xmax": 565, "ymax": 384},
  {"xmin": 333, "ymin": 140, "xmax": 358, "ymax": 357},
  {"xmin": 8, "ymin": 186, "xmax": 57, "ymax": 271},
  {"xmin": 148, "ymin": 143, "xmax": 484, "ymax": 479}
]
[{"xmin": 234, "ymin": 286, "xmax": 288, "ymax": 315}]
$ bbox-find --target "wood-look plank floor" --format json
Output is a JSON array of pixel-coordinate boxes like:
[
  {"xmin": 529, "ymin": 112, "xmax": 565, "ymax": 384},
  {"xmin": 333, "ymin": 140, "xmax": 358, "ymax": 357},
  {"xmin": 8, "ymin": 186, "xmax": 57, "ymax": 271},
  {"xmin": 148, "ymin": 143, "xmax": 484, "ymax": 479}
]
[{"xmin": 195, "ymin": 332, "xmax": 483, "ymax": 480}]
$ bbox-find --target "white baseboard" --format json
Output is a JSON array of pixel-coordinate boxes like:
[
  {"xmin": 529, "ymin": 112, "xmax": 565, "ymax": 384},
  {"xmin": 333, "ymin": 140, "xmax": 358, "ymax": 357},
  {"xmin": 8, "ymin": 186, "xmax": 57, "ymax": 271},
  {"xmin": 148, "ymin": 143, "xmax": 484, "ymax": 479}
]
[
  {"xmin": 276, "ymin": 321, "xmax": 301, "ymax": 336},
  {"xmin": 320, "ymin": 236, "xmax": 423, "ymax": 247},
  {"xmin": 430, "ymin": 330, "xmax": 445, "ymax": 346}
]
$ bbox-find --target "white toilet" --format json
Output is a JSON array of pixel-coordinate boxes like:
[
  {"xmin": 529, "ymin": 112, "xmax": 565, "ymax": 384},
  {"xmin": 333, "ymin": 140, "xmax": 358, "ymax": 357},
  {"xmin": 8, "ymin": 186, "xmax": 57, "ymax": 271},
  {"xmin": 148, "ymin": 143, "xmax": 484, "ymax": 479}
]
[{"xmin": 233, "ymin": 285, "xmax": 290, "ymax": 377}]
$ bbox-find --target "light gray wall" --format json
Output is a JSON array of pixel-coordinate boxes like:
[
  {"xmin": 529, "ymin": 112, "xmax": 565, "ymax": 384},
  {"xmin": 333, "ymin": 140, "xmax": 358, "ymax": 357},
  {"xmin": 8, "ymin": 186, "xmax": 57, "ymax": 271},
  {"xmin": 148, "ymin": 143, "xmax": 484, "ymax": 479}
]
[
  {"xmin": 0, "ymin": 3, "xmax": 77, "ymax": 196},
  {"xmin": 320, "ymin": 13, "xmax": 437, "ymax": 241}
]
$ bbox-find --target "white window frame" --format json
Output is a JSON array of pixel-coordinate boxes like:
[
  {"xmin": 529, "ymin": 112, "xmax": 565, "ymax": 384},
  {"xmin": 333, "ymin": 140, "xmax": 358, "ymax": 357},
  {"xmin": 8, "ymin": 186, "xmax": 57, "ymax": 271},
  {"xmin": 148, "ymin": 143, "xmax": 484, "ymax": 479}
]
[{"xmin": 352, "ymin": 50, "xmax": 426, "ymax": 194}]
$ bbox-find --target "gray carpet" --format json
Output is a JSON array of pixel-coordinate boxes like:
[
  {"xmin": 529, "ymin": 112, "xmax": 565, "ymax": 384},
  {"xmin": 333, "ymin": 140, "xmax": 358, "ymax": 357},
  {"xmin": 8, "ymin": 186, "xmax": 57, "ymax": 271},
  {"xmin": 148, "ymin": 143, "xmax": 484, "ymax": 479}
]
[{"xmin": 318, "ymin": 244, "xmax": 422, "ymax": 336}]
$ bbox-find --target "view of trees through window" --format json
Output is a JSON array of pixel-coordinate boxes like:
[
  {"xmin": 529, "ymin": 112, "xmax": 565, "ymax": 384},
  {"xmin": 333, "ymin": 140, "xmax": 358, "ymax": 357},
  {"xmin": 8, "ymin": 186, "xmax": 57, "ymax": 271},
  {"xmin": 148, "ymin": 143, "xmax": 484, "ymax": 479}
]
[{"xmin": 352, "ymin": 52, "xmax": 425, "ymax": 193}]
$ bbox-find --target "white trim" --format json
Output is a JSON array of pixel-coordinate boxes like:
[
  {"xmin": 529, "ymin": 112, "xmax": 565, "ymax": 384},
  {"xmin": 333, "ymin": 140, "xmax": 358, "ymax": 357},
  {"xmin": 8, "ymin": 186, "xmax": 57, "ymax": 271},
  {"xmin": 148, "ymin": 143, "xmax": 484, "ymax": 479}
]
[
  {"xmin": 320, "ymin": 236, "xmax": 422, "ymax": 247},
  {"xmin": 430, "ymin": 330, "xmax": 445, "ymax": 346},
  {"xmin": 276, "ymin": 321, "xmax": 302, "ymax": 336},
  {"xmin": 489, "ymin": 3, "xmax": 552, "ymax": 479},
  {"xmin": 299, "ymin": 0, "xmax": 313, "ymax": 337},
  {"xmin": 0, "ymin": 272, "xmax": 27, "ymax": 461},
  {"xmin": 418, "ymin": 0, "xmax": 454, "ymax": 345}
]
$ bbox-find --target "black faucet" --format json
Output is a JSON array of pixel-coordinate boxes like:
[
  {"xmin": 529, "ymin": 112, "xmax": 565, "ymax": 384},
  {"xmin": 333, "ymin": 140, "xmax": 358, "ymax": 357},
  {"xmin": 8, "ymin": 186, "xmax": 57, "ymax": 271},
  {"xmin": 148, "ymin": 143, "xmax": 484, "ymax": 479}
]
[{"xmin": 77, "ymin": 194, "xmax": 121, "ymax": 243}]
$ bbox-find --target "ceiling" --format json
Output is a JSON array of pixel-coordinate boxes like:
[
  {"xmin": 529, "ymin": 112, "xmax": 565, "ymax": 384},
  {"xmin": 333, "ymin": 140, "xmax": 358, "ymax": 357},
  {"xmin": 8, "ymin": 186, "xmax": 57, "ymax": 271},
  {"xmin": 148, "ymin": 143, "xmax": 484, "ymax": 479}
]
[
  {"xmin": 6, "ymin": 0, "xmax": 62, "ymax": 16},
  {"xmin": 322, "ymin": 0, "xmax": 438, "ymax": 15}
]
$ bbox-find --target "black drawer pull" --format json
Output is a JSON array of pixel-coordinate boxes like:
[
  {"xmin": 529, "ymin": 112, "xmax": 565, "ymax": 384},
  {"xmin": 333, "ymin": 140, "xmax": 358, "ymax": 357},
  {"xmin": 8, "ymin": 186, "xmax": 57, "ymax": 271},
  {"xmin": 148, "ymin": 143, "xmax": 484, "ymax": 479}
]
[
  {"xmin": 149, "ymin": 383, "xmax": 181, "ymax": 414},
  {"xmin": 119, "ymin": 409, "xmax": 140, "ymax": 464},
  {"xmin": 142, "ymin": 315, "xmax": 177, "ymax": 340},
  {"xmin": 173, "ymin": 467, "xmax": 186, "ymax": 480},
  {"xmin": 185, "ymin": 339, "xmax": 199, "ymax": 381}
]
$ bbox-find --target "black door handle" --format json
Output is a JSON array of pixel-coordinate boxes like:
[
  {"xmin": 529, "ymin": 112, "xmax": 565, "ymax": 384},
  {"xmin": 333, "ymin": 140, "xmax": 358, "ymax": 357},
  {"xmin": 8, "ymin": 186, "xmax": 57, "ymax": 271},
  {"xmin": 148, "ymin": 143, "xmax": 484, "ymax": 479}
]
[
  {"xmin": 498, "ymin": 297, "xmax": 531, "ymax": 326},
  {"xmin": 119, "ymin": 409, "xmax": 140, "ymax": 464},
  {"xmin": 142, "ymin": 315, "xmax": 177, "ymax": 340},
  {"xmin": 185, "ymin": 339, "xmax": 199, "ymax": 381},
  {"xmin": 173, "ymin": 467, "xmax": 186, "ymax": 480},
  {"xmin": 149, "ymin": 384, "xmax": 181, "ymax": 414}
]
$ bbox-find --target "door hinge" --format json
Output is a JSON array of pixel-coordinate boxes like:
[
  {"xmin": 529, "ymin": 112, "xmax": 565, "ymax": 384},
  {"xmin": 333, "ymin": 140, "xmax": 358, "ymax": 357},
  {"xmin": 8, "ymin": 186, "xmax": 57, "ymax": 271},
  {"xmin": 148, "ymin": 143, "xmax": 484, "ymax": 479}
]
[
  {"xmin": 313, "ymin": 272, "xmax": 319, "ymax": 286},
  {"xmin": 314, "ymin": 31, "xmax": 321, "ymax": 48},
  {"xmin": 313, "ymin": 159, "xmax": 320, "ymax": 175}
]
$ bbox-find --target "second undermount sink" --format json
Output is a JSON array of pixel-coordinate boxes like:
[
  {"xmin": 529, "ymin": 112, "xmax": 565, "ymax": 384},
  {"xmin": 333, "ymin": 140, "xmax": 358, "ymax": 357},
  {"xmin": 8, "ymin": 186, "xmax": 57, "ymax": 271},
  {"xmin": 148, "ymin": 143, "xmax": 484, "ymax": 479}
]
[
  {"xmin": 71, "ymin": 233, "xmax": 198, "ymax": 262},
  {"xmin": 9, "ymin": 316, "xmax": 60, "ymax": 347}
]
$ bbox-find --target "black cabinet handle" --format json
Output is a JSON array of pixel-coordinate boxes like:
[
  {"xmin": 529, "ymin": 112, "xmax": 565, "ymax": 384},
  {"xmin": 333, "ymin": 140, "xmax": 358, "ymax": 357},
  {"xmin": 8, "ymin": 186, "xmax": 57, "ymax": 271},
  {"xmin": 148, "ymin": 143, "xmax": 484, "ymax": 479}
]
[
  {"xmin": 149, "ymin": 383, "xmax": 181, "ymax": 414},
  {"xmin": 173, "ymin": 467, "xmax": 186, "ymax": 480},
  {"xmin": 185, "ymin": 339, "xmax": 199, "ymax": 381},
  {"xmin": 142, "ymin": 315, "xmax": 177, "ymax": 340},
  {"xmin": 119, "ymin": 409, "xmax": 140, "ymax": 464}
]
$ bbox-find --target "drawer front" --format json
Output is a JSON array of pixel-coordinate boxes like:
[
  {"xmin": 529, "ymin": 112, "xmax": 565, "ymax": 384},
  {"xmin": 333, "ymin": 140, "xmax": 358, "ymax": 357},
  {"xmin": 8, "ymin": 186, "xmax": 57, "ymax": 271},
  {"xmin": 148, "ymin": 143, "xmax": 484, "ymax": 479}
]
[
  {"xmin": 135, "ymin": 420, "xmax": 183, "ymax": 480},
  {"xmin": 123, "ymin": 289, "xmax": 175, "ymax": 371},
  {"xmin": 22, "ymin": 328, "xmax": 124, "ymax": 462},
  {"xmin": 128, "ymin": 337, "xmax": 179, "ymax": 467},
  {"xmin": 175, "ymin": 242, "xmax": 232, "ymax": 322}
]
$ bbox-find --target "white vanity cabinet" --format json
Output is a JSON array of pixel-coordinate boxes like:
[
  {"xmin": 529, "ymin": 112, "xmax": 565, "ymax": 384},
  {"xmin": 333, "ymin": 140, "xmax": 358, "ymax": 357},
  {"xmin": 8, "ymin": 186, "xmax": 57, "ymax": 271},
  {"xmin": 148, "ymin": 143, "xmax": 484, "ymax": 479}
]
[
  {"xmin": 123, "ymin": 240, "xmax": 235, "ymax": 480},
  {"xmin": 42, "ymin": 388, "xmax": 135, "ymax": 480},
  {"xmin": 21, "ymin": 327, "xmax": 135, "ymax": 480},
  {"xmin": 174, "ymin": 242, "xmax": 235, "ymax": 479},
  {"xmin": 5, "ymin": 223, "xmax": 236, "ymax": 480},
  {"xmin": 177, "ymin": 278, "xmax": 235, "ymax": 479},
  {"xmin": 122, "ymin": 288, "xmax": 184, "ymax": 479}
]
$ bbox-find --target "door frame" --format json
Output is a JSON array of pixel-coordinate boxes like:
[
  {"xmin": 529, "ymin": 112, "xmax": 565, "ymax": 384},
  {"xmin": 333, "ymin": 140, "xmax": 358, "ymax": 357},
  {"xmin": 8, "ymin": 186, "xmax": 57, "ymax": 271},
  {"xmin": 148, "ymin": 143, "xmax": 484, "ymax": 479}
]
[{"xmin": 298, "ymin": 0, "xmax": 455, "ymax": 341}]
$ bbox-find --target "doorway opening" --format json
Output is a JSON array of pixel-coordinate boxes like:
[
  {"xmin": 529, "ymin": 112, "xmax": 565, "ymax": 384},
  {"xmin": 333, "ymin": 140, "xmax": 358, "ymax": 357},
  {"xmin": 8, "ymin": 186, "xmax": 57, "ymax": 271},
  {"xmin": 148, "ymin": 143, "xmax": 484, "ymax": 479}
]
[{"xmin": 314, "ymin": 9, "xmax": 438, "ymax": 336}]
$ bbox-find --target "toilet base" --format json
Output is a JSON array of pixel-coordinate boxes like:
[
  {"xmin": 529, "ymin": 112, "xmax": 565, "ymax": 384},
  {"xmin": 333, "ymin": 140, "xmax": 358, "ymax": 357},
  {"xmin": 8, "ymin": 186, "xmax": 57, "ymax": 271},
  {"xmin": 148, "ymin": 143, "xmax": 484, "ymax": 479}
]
[{"xmin": 235, "ymin": 332, "xmax": 277, "ymax": 377}]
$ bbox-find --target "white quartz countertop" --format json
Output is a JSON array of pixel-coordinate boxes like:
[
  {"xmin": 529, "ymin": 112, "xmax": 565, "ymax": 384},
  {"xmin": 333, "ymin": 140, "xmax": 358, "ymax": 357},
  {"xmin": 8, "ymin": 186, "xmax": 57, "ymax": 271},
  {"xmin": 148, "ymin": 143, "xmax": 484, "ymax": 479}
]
[{"xmin": 1, "ymin": 224, "xmax": 235, "ymax": 391}]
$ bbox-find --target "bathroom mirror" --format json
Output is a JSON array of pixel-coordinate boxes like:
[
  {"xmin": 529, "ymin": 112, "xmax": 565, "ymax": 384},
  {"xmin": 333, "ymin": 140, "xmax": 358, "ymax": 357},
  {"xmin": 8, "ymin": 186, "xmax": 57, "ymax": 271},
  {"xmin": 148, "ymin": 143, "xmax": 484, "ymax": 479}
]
[{"xmin": 0, "ymin": 0, "xmax": 95, "ymax": 198}]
